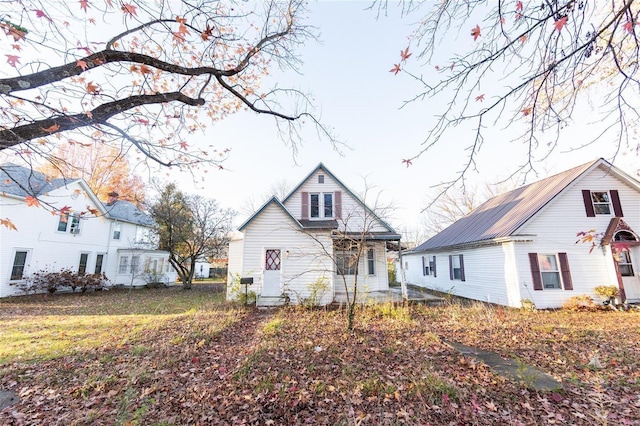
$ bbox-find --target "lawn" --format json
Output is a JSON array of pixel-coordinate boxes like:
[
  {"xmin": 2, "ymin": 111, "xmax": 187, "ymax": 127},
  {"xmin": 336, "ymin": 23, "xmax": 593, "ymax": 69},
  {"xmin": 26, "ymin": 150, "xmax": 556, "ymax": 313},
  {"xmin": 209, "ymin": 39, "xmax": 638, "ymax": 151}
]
[{"xmin": 1, "ymin": 287, "xmax": 639, "ymax": 425}]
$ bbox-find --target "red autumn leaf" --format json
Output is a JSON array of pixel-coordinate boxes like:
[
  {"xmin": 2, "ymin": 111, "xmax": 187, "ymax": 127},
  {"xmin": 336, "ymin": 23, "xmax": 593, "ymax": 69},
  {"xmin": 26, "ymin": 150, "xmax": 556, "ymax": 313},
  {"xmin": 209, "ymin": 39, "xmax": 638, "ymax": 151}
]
[
  {"xmin": 42, "ymin": 123, "xmax": 60, "ymax": 133},
  {"xmin": 389, "ymin": 64, "xmax": 401, "ymax": 75},
  {"xmin": 86, "ymin": 206, "xmax": 99, "ymax": 216},
  {"xmin": 59, "ymin": 205, "xmax": 72, "ymax": 215},
  {"xmin": 6, "ymin": 54, "xmax": 20, "ymax": 67},
  {"xmin": 179, "ymin": 141, "xmax": 188, "ymax": 150},
  {"xmin": 555, "ymin": 16, "xmax": 568, "ymax": 32},
  {"xmin": 121, "ymin": 3, "xmax": 137, "ymax": 16},
  {"xmin": 623, "ymin": 20, "xmax": 637, "ymax": 33},
  {"xmin": 34, "ymin": 9, "xmax": 52, "ymax": 22},
  {"xmin": 80, "ymin": 0, "xmax": 90, "ymax": 12},
  {"xmin": 519, "ymin": 34, "xmax": 528, "ymax": 43},
  {"xmin": 25, "ymin": 195, "xmax": 40, "ymax": 207},
  {"xmin": 4, "ymin": 25, "xmax": 26, "ymax": 42},
  {"xmin": 136, "ymin": 118, "xmax": 150, "ymax": 125},
  {"xmin": 516, "ymin": 1, "xmax": 523, "ymax": 12},
  {"xmin": 475, "ymin": 94, "xmax": 485, "ymax": 102},
  {"xmin": 521, "ymin": 107, "xmax": 532, "ymax": 116},
  {"xmin": 0, "ymin": 218, "xmax": 17, "ymax": 231},
  {"xmin": 76, "ymin": 60, "xmax": 88, "ymax": 71},
  {"xmin": 400, "ymin": 47, "xmax": 412, "ymax": 62},
  {"xmin": 471, "ymin": 25, "xmax": 481, "ymax": 41},
  {"xmin": 11, "ymin": 44, "xmax": 21, "ymax": 51},
  {"xmin": 138, "ymin": 64, "xmax": 152, "ymax": 74},
  {"xmin": 86, "ymin": 81, "xmax": 100, "ymax": 94},
  {"xmin": 402, "ymin": 159, "xmax": 413, "ymax": 167},
  {"xmin": 201, "ymin": 24, "xmax": 214, "ymax": 41}
]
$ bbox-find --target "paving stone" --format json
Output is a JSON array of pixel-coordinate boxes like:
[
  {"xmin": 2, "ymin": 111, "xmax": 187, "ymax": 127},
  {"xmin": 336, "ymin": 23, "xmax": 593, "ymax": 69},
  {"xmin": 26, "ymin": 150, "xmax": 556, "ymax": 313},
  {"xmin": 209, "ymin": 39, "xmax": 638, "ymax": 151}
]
[
  {"xmin": 0, "ymin": 390, "xmax": 18, "ymax": 410},
  {"xmin": 444, "ymin": 340, "xmax": 562, "ymax": 391}
]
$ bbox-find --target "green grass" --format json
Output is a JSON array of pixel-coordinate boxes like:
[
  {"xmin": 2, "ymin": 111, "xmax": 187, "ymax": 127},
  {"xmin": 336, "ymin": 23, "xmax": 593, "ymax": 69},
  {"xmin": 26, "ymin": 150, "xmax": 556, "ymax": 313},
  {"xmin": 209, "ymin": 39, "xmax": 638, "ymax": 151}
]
[{"xmin": 0, "ymin": 287, "xmax": 226, "ymax": 364}]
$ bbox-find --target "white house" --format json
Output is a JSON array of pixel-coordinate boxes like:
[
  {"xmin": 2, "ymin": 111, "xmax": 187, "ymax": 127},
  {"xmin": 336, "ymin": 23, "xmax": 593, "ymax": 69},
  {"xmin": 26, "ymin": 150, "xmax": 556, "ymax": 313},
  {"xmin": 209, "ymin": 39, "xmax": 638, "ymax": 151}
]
[
  {"xmin": 402, "ymin": 158, "xmax": 640, "ymax": 309},
  {"xmin": 227, "ymin": 163, "xmax": 401, "ymax": 306},
  {"xmin": 0, "ymin": 163, "xmax": 176, "ymax": 297}
]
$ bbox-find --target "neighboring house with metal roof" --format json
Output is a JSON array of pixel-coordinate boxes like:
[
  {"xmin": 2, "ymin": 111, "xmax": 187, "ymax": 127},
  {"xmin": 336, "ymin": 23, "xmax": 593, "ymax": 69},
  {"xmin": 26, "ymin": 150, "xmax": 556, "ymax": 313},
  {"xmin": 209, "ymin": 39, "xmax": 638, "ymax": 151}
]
[
  {"xmin": 403, "ymin": 158, "xmax": 640, "ymax": 309},
  {"xmin": 227, "ymin": 163, "xmax": 401, "ymax": 306},
  {"xmin": 0, "ymin": 163, "xmax": 176, "ymax": 297}
]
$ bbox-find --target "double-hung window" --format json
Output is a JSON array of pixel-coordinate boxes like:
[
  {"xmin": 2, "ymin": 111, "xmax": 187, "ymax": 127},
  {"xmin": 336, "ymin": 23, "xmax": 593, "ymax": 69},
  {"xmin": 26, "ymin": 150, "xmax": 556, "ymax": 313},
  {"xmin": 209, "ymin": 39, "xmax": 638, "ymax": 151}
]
[
  {"xmin": 591, "ymin": 192, "xmax": 611, "ymax": 215},
  {"xmin": 10, "ymin": 251, "xmax": 29, "ymax": 281},
  {"xmin": 78, "ymin": 253, "xmax": 89, "ymax": 275},
  {"xmin": 310, "ymin": 192, "xmax": 333, "ymax": 218},
  {"xmin": 58, "ymin": 213, "xmax": 81, "ymax": 234},
  {"xmin": 449, "ymin": 255, "xmax": 465, "ymax": 281},
  {"xmin": 118, "ymin": 256, "xmax": 129, "ymax": 274},
  {"xmin": 367, "ymin": 248, "xmax": 375, "ymax": 275},
  {"xmin": 336, "ymin": 249, "xmax": 357, "ymax": 275},
  {"xmin": 529, "ymin": 252, "xmax": 573, "ymax": 291},
  {"xmin": 95, "ymin": 254, "xmax": 105, "ymax": 274},
  {"xmin": 538, "ymin": 254, "xmax": 561, "ymax": 289}
]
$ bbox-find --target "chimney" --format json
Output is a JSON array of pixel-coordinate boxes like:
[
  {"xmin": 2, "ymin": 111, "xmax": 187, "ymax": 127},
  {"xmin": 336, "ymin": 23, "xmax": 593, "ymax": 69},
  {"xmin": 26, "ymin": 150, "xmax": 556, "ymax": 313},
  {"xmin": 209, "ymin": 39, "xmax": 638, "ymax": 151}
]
[{"xmin": 107, "ymin": 191, "xmax": 120, "ymax": 206}]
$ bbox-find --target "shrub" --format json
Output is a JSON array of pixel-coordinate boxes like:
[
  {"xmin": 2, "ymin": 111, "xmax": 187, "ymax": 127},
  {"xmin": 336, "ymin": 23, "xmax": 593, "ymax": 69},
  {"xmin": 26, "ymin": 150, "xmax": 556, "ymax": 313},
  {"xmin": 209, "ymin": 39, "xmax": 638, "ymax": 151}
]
[
  {"xmin": 17, "ymin": 268, "xmax": 109, "ymax": 295},
  {"xmin": 298, "ymin": 276, "xmax": 329, "ymax": 308},
  {"xmin": 520, "ymin": 299, "xmax": 536, "ymax": 312},
  {"xmin": 594, "ymin": 285, "xmax": 619, "ymax": 299},
  {"xmin": 563, "ymin": 295, "xmax": 599, "ymax": 311}
]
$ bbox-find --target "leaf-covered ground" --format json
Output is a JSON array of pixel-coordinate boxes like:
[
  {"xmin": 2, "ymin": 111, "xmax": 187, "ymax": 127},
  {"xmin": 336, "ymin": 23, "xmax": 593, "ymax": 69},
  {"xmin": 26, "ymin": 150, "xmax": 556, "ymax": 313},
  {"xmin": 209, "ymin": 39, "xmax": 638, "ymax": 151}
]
[{"xmin": 1, "ymin": 286, "xmax": 639, "ymax": 425}]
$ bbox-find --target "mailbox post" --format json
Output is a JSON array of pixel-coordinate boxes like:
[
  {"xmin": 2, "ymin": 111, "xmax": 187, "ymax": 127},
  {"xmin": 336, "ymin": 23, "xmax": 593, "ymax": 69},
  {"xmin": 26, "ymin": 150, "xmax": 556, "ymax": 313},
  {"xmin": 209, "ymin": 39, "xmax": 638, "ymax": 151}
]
[{"xmin": 240, "ymin": 277, "xmax": 254, "ymax": 305}]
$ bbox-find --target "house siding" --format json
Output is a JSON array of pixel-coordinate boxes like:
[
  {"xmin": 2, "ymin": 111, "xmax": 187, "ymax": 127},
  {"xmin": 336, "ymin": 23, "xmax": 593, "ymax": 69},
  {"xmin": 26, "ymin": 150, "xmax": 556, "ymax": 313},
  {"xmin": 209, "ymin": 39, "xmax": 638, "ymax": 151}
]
[
  {"xmin": 404, "ymin": 245, "xmax": 512, "ymax": 304},
  {"xmin": 231, "ymin": 203, "xmax": 334, "ymax": 305},
  {"xmin": 513, "ymin": 167, "xmax": 640, "ymax": 308},
  {"xmin": 283, "ymin": 170, "xmax": 389, "ymax": 233}
]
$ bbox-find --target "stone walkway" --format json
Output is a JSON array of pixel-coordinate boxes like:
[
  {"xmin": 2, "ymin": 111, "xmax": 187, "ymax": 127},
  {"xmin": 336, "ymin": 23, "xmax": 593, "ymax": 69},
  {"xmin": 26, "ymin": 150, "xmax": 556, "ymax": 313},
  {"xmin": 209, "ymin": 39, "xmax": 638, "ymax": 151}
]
[
  {"xmin": 334, "ymin": 285, "xmax": 444, "ymax": 305},
  {"xmin": 444, "ymin": 341, "xmax": 562, "ymax": 391}
]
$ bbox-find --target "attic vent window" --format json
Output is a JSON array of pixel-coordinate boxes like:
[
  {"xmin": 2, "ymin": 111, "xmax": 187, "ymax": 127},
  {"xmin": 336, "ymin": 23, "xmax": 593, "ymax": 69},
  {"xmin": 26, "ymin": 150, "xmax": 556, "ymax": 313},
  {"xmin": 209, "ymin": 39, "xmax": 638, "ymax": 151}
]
[{"xmin": 318, "ymin": 175, "xmax": 324, "ymax": 184}]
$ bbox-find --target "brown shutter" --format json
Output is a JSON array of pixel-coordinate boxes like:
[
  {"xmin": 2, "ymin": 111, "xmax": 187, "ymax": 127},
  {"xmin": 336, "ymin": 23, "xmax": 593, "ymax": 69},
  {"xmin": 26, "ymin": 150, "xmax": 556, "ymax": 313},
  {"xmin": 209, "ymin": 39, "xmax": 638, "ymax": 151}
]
[
  {"xmin": 334, "ymin": 191, "xmax": 342, "ymax": 219},
  {"xmin": 301, "ymin": 192, "xmax": 309, "ymax": 220},
  {"xmin": 421, "ymin": 256, "xmax": 426, "ymax": 276},
  {"xmin": 459, "ymin": 255, "xmax": 465, "ymax": 282},
  {"xmin": 582, "ymin": 190, "xmax": 595, "ymax": 217},
  {"xmin": 432, "ymin": 256, "xmax": 437, "ymax": 278},
  {"xmin": 610, "ymin": 190, "xmax": 623, "ymax": 217},
  {"xmin": 528, "ymin": 253, "xmax": 543, "ymax": 291},
  {"xmin": 558, "ymin": 252, "xmax": 573, "ymax": 290},
  {"xmin": 449, "ymin": 255, "xmax": 453, "ymax": 280}
]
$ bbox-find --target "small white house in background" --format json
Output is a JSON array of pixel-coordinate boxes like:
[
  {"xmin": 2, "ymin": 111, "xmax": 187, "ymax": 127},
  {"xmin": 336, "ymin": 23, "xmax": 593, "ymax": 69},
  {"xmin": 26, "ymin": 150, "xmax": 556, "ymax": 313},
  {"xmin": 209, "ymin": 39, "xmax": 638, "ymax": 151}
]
[
  {"xmin": 0, "ymin": 163, "xmax": 176, "ymax": 297},
  {"xmin": 402, "ymin": 158, "xmax": 640, "ymax": 309},
  {"xmin": 227, "ymin": 163, "xmax": 401, "ymax": 306}
]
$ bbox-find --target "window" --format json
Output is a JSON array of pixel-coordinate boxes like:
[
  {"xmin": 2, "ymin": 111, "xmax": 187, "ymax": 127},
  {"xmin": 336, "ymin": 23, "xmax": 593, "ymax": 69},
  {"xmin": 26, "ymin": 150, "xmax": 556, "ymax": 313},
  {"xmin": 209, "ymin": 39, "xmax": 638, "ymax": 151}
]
[
  {"xmin": 113, "ymin": 223, "xmax": 121, "ymax": 240},
  {"xmin": 618, "ymin": 251, "xmax": 635, "ymax": 277},
  {"xmin": 78, "ymin": 253, "xmax": 89, "ymax": 275},
  {"xmin": 310, "ymin": 192, "xmax": 333, "ymax": 219},
  {"xmin": 318, "ymin": 174, "xmax": 324, "ymax": 184},
  {"xmin": 582, "ymin": 190, "xmax": 623, "ymax": 217},
  {"xmin": 10, "ymin": 251, "xmax": 28, "ymax": 280},
  {"xmin": 422, "ymin": 256, "xmax": 430, "ymax": 276},
  {"xmin": 449, "ymin": 254, "xmax": 465, "ymax": 281},
  {"xmin": 591, "ymin": 192, "xmax": 611, "ymax": 215},
  {"xmin": 367, "ymin": 248, "xmax": 375, "ymax": 275},
  {"xmin": 337, "ymin": 250, "xmax": 357, "ymax": 275},
  {"xmin": 538, "ymin": 254, "xmax": 561, "ymax": 289},
  {"xmin": 429, "ymin": 258, "xmax": 436, "ymax": 276},
  {"xmin": 529, "ymin": 252, "xmax": 573, "ymax": 291},
  {"xmin": 95, "ymin": 254, "xmax": 104, "ymax": 274},
  {"xmin": 265, "ymin": 249, "xmax": 281, "ymax": 271},
  {"xmin": 131, "ymin": 255, "xmax": 140, "ymax": 274},
  {"xmin": 159, "ymin": 258, "xmax": 164, "ymax": 273},
  {"xmin": 118, "ymin": 256, "xmax": 129, "ymax": 274},
  {"xmin": 58, "ymin": 213, "xmax": 80, "ymax": 234}
]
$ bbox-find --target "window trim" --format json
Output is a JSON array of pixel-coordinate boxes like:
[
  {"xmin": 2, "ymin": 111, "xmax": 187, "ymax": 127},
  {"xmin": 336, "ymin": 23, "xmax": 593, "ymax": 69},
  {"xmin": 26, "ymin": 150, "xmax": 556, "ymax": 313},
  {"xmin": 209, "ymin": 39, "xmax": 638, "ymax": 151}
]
[
  {"xmin": 113, "ymin": 222, "xmax": 121, "ymax": 240},
  {"xmin": 118, "ymin": 256, "xmax": 129, "ymax": 274},
  {"xmin": 336, "ymin": 249, "xmax": 357, "ymax": 276},
  {"xmin": 95, "ymin": 254, "xmax": 105, "ymax": 274},
  {"xmin": 591, "ymin": 191, "xmax": 612, "ymax": 215},
  {"xmin": 78, "ymin": 252, "xmax": 89, "ymax": 275},
  {"xmin": 529, "ymin": 252, "xmax": 573, "ymax": 291},
  {"xmin": 367, "ymin": 248, "xmax": 375, "ymax": 276},
  {"xmin": 449, "ymin": 254, "xmax": 465, "ymax": 281},
  {"xmin": 309, "ymin": 192, "xmax": 334, "ymax": 219}
]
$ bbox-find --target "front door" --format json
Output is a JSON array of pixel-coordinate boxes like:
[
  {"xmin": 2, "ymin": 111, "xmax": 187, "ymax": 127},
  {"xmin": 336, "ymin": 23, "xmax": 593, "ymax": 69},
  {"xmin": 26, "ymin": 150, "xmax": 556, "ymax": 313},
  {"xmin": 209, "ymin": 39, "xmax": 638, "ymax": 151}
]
[
  {"xmin": 262, "ymin": 249, "xmax": 281, "ymax": 297},
  {"xmin": 621, "ymin": 246, "xmax": 640, "ymax": 301}
]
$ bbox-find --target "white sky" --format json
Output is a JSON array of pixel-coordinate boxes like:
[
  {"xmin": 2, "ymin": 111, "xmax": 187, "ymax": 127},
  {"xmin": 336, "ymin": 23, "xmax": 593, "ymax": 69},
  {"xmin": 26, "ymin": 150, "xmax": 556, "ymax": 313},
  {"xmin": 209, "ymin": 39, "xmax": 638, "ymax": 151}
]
[
  {"xmin": 162, "ymin": 1, "xmax": 638, "ymax": 233},
  {"xmin": 3, "ymin": 1, "xmax": 638, "ymax": 235}
]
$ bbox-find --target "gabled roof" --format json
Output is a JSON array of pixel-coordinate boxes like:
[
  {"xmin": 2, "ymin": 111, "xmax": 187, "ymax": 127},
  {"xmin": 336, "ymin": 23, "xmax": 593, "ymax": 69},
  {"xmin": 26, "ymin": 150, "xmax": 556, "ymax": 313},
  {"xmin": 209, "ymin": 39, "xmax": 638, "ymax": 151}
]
[
  {"xmin": 281, "ymin": 162, "xmax": 398, "ymax": 235},
  {"xmin": 1, "ymin": 163, "xmax": 71, "ymax": 198},
  {"xmin": 104, "ymin": 199, "xmax": 154, "ymax": 227},
  {"xmin": 238, "ymin": 196, "xmax": 302, "ymax": 231},
  {"xmin": 411, "ymin": 158, "xmax": 639, "ymax": 252}
]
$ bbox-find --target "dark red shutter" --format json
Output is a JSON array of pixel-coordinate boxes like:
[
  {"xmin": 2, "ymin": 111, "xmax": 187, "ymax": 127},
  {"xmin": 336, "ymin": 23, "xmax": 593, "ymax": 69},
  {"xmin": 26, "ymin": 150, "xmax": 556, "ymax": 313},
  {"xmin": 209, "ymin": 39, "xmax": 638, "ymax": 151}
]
[
  {"xmin": 528, "ymin": 253, "xmax": 543, "ymax": 291},
  {"xmin": 582, "ymin": 190, "xmax": 595, "ymax": 217},
  {"xmin": 459, "ymin": 255, "xmax": 465, "ymax": 282},
  {"xmin": 558, "ymin": 252, "xmax": 573, "ymax": 290},
  {"xmin": 582, "ymin": 189, "xmax": 596, "ymax": 217},
  {"xmin": 610, "ymin": 190, "xmax": 623, "ymax": 217},
  {"xmin": 449, "ymin": 255, "xmax": 453, "ymax": 280},
  {"xmin": 301, "ymin": 192, "xmax": 309, "ymax": 220},
  {"xmin": 334, "ymin": 191, "xmax": 342, "ymax": 219},
  {"xmin": 432, "ymin": 256, "xmax": 437, "ymax": 278},
  {"xmin": 421, "ymin": 256, "xmax": 426, "ymax": 276}
]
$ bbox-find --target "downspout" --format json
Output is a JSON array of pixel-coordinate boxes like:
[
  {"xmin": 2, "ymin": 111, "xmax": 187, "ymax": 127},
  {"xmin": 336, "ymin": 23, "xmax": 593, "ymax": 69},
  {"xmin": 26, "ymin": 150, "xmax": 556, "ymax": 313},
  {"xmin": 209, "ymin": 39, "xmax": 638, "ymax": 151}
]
[{"xmin": 398, "ymin": 242, "xmax": 408, "ymax": 301}]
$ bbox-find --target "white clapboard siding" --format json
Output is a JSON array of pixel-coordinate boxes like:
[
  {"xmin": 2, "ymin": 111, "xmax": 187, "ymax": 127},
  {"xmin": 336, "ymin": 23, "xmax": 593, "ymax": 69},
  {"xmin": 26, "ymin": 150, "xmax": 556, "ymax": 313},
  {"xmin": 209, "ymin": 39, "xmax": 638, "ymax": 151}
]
[
  {"xmin": 239, "ymin": 203, "xmax": 335, "ymax": 305},
  {"xmin": 514, "ymin": 167, "xmax": 640, "ymax": 308},
  {"xmin": 283, "ymin": 169, "xmax": 390, "ymax": 233}
]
